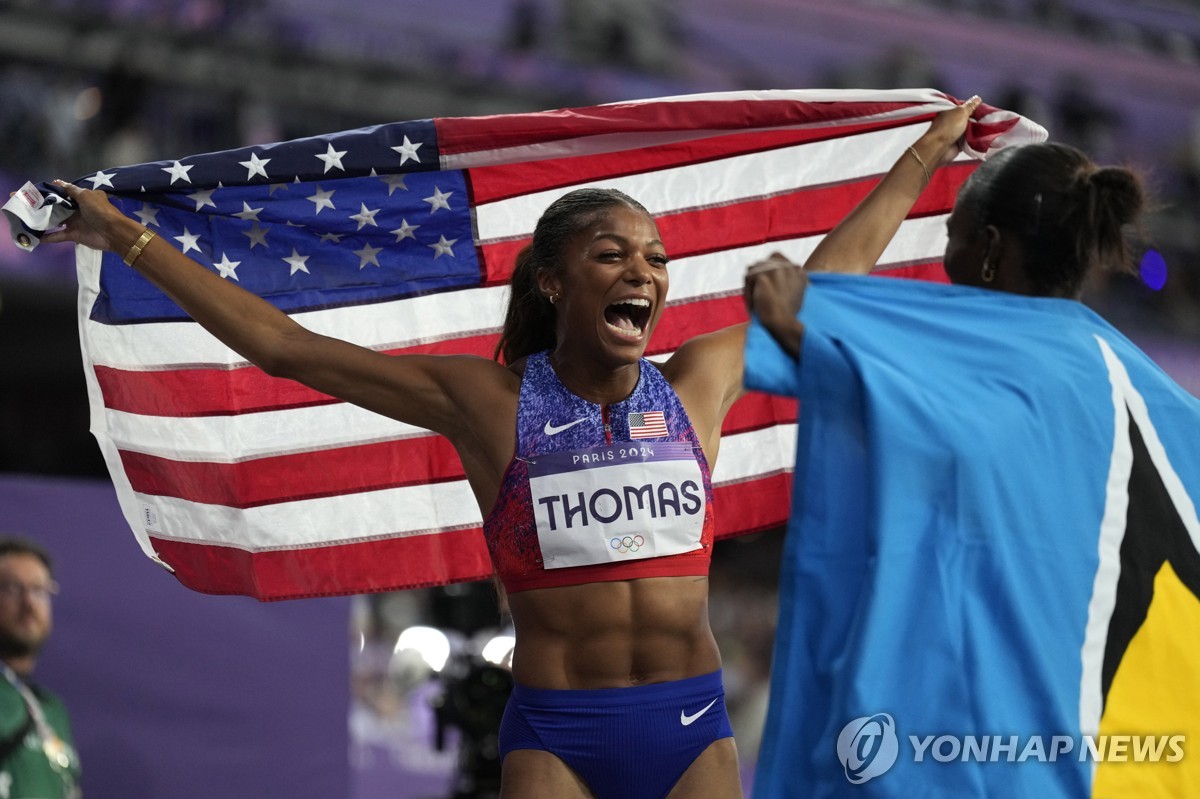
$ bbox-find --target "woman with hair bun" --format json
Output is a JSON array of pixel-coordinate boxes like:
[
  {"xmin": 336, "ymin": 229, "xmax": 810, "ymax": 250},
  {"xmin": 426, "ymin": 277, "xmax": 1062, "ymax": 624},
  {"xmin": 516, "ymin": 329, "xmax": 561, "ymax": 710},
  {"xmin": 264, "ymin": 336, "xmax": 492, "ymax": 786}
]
[
  {"xmin": 745, "ymin": 135, "xmax": 1200, "ymax": 799},
  {"xmin": 942, "ymin": 142, "xmax": 1146, "ymax": 298},
  {"xmin": 749, "ymin": 138, "xmax": 1149, "ymax": 349}
]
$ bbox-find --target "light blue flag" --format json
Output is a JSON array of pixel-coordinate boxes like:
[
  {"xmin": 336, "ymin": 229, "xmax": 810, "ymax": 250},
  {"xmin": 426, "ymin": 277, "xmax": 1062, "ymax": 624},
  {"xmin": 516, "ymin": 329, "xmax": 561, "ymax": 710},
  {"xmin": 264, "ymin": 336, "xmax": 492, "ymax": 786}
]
[{"xmin": 746, "ymin": 273, "xmax": 1200, "ymax": 798}]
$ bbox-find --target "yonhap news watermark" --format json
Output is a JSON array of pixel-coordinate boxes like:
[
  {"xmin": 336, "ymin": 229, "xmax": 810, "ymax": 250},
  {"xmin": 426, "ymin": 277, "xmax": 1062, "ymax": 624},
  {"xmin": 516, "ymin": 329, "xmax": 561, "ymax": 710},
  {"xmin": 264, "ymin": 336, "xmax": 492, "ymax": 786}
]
[{"xmin": 836, "ymin": 713, "xmax": 1186, "ymax": 785}]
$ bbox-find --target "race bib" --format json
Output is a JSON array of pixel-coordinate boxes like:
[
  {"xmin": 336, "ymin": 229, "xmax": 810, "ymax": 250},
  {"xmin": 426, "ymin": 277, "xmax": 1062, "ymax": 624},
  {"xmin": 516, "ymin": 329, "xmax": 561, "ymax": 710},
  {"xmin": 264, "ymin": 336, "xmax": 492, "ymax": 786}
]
[{"xmin": 527, "ymin": 441, "xmax": 705, "ymax": 569}]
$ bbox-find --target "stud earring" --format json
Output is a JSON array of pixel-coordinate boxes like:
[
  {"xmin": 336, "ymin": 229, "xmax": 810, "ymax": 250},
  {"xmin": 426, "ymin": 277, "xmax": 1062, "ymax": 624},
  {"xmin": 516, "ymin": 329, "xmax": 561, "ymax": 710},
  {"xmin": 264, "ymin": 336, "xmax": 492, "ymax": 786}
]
[{"xmin": 981, "ymin": 258, "xmax": 996, "ymax": 283}]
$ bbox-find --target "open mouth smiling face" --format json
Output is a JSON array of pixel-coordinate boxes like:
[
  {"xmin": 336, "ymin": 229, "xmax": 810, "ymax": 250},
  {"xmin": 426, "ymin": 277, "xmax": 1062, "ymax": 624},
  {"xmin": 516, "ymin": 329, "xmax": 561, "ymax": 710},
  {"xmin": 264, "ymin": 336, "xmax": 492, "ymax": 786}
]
[
  {"xmin": 543, "ymin": 202, "xmax": 670, "ymax": 364},
  {"xmin": 604, "ymin": 296, "xmax": 654, "ymax": 341},
  {"xmin": 582, "ymin": 205, "xmax": 668, "ymax": 356}
]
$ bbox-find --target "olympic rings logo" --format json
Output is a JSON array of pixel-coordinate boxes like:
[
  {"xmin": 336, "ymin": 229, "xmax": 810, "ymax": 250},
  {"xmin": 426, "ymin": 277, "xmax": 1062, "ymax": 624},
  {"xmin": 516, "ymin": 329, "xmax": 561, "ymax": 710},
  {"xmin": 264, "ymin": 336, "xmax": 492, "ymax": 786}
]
[{"xmin": 610, "ymin": 535, "xmax": 645, "ymax": 554}]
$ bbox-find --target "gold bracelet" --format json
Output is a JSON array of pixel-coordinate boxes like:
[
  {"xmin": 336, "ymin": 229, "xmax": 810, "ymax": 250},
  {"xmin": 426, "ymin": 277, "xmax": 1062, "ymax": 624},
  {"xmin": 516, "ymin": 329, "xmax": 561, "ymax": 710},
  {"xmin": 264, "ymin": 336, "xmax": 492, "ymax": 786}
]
[
  {"xmin": 123, "ymin": 228, "xmax": 156, "ymax": 267},
  {"xmin": 907, "ymin": 145, "xmax": 932, "ymax": 185}
]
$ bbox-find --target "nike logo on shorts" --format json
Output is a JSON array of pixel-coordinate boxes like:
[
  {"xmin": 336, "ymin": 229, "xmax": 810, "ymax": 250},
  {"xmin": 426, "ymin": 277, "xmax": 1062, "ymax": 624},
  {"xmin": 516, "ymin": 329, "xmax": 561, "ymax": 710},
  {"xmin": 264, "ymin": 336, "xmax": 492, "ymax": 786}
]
[
  {"xmin": 544, "ymin": 418, "xmax": 587, "ymax": 436},
  {"xmin": 680, "ymin": 698, "xmax": 718, "ymax": 726}
]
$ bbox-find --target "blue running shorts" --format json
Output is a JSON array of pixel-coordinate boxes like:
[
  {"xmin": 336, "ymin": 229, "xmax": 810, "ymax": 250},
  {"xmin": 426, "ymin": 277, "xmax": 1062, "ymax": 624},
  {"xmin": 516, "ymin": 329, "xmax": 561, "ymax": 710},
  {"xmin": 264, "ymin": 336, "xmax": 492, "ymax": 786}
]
[{"xmin": 499, "ymin": 669, "xmax": 734, "ymax": 799}]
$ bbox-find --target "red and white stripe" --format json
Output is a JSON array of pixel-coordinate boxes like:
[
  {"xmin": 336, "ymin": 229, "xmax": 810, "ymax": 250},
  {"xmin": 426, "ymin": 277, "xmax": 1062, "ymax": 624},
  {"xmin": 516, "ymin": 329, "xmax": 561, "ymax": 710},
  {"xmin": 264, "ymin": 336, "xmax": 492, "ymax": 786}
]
[{"xmin": 76, "ymin": 89, "xmax": 1045, "ymax": 599}]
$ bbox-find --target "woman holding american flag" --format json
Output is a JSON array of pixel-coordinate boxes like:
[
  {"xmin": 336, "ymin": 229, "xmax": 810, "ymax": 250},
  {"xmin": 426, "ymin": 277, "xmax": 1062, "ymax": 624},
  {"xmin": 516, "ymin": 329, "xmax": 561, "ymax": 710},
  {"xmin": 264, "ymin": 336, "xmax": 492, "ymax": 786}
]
[{"xmin": 41, "ymin": 97, "xmax": 979, "ymax": 798}]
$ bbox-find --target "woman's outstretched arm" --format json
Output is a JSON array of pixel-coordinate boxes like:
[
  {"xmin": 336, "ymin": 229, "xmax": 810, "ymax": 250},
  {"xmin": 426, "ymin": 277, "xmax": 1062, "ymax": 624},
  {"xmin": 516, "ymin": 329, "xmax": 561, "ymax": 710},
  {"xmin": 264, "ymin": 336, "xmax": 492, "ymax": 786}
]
[
  {"xmin": 41, "ymin": 180, "xmax": 513, "ymax": 441},
  {"xmin": 804, "ymin": 96, "xmax": 982, "ymax": 274}
]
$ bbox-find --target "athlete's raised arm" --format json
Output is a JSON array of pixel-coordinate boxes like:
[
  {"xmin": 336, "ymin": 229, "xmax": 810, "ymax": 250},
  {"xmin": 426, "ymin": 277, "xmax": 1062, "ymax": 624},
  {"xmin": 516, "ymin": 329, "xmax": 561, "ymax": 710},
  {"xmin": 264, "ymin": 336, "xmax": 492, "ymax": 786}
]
[
  {"xmin": 804, "ymin": 96, "xmax": 982, "ymax": 274},
  {"xmin": 40, "ymin": 180, "xmax": 516, "ymax": 446}
]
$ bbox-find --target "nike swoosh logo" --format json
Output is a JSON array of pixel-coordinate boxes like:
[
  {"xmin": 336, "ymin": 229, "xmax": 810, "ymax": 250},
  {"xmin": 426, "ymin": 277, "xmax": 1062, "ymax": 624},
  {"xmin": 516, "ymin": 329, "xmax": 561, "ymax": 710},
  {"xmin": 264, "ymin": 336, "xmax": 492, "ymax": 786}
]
[
  {"xmin": 544, "ymin": 418, "xmax": 587, "ymax": 436},
  {"xmin": 680, "ymin": 698, "xmax": 719, "ymax": 726}
]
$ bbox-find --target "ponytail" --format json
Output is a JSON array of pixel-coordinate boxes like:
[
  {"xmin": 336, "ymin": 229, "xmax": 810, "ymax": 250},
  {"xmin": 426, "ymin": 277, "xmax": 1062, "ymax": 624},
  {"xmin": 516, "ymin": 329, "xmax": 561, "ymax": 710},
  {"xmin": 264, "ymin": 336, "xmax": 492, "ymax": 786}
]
[
  {"xmin": 494, "ymin": 244, "xmax": 557, "ymax": 364},
  {"xmin": 1085, "ymin": 166, "xmax": 1146, "ymax": 275}
]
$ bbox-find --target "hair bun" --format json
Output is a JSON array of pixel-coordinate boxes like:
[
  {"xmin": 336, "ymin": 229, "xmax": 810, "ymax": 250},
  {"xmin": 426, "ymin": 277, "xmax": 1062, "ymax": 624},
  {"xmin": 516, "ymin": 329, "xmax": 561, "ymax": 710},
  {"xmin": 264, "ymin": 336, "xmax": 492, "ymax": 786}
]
[{"xmin": 1087, "ymin": 166, "xmax": 1146, "ymax": 227}]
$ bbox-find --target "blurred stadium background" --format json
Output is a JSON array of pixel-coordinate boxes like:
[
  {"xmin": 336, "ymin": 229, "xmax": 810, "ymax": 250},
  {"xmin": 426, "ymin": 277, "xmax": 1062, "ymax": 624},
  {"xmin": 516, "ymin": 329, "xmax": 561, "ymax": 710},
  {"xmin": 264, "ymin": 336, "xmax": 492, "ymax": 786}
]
[{"xmin": 0, "ymin": 1, "xmax": 1197, "ymax": 796}]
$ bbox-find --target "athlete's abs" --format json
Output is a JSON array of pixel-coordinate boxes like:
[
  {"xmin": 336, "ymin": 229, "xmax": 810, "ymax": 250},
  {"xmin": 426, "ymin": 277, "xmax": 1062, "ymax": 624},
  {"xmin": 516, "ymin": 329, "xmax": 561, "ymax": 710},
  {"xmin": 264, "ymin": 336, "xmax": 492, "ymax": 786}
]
[{"xmin": 506, "ymin": 575, "xmax": 721, "ymax": 689}]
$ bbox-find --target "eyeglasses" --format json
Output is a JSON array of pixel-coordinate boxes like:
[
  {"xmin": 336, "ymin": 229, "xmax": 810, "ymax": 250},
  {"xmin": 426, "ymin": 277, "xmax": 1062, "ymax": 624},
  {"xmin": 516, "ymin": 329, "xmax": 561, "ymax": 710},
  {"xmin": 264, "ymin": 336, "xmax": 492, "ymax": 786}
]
[{"xmin": 0, "ymin": 581, "xmax": 59, "ymax": 603}]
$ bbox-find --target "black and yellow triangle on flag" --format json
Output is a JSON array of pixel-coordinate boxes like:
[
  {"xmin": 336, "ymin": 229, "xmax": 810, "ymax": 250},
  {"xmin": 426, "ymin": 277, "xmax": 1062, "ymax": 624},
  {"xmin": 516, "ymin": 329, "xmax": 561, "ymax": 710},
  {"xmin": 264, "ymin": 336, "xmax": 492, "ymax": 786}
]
[{"xmin": 1094, "ymin": 408, "xmax": 1200, "ymax": 797}]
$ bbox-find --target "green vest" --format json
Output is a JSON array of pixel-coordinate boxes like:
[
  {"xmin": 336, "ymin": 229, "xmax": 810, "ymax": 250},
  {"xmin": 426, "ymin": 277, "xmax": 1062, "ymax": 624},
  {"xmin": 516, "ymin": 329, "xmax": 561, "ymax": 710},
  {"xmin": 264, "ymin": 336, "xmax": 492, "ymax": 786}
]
[{"xmin": 0, "ymin": 675, "xmax": 80, "ymax": 799}]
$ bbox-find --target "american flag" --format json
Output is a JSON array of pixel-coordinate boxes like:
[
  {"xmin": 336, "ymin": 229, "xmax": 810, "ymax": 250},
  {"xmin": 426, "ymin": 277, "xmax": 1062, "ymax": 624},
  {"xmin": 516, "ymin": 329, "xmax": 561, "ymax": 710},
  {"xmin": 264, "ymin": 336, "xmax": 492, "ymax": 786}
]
[
  {"xmin": 628, "ymin": 411, "xmax": 669, "ymax": 440},
  {"xmin": 61, "ymin": 89, "xmax": 1043, "ymax": 600}
]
